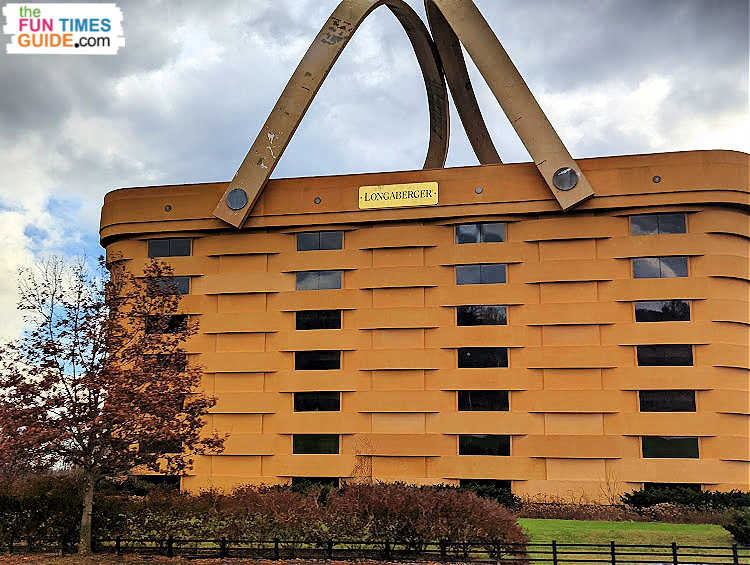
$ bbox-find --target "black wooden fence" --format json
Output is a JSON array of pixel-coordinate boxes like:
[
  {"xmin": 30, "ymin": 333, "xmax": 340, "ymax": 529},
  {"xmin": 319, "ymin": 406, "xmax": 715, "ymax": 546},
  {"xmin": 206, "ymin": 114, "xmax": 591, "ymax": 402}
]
[{"xmin": 5, "ymin": 537, "xmax": 750, "ymax": 563}]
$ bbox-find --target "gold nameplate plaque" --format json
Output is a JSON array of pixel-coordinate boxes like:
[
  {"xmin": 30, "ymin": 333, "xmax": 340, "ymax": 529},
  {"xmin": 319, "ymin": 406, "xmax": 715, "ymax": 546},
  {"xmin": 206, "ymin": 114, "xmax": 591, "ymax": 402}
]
[{"xmin": 359, "ymin": 182, "xmax": 438, "ymax": 210}]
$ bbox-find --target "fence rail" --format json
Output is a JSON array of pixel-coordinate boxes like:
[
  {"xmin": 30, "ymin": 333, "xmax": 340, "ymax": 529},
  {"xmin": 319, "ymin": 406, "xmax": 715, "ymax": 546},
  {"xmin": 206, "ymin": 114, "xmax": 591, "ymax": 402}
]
[{"xmin": 5, "ymin": 537, "xmax": 750, "ymax": 563}]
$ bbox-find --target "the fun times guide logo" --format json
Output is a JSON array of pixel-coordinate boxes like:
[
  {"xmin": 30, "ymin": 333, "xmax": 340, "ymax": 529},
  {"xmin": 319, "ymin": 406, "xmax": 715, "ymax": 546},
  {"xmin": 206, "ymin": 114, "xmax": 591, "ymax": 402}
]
[{"xmin": 3, "ymin": 3, "xmax": 124, "ymax": 54}]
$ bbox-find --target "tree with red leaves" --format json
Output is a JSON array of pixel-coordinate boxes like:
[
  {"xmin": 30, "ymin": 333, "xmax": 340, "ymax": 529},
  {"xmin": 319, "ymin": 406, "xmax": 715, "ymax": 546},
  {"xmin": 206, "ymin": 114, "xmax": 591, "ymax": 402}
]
[{"xmin": 0, "ymin": 256, "xmax": 224, "ymax": 554}]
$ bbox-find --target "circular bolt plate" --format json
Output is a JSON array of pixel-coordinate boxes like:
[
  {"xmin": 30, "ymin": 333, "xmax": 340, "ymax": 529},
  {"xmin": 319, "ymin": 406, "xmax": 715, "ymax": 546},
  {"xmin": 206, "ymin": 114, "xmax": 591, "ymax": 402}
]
[
  {"xmin": 553, "ymin": 167, "xmax": 579, "ymax": 191},
  {"xmin": 226, "ymin": 188, "xmax": 249, "ymax": 210}
]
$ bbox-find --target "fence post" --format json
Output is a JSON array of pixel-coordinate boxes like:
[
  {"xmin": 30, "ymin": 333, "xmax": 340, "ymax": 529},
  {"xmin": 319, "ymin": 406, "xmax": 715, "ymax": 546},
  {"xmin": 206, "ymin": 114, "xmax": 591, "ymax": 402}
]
[
  {"xmin": 167, "ymin": 535, "xmax": 174, "ymax": 558},
  {"xmin": 327, "ymin": 539, "xmax": 334, "ymax": 559},
  {"xmin": 610, "ymin": 541, "xmax": 616, "ymax": 565},
  {"xmin": 8, "ymin": 533, "xmax": 12, "ymax": 554},
  {"xmin": 671, "ymin": 542, "xmax": 678, "ymax": 565},
  {"xmin": 732, "ymin": 544, "xmax": 739, "ymax": 565},
  {"xmin": 552, "ymin": 540, "xmax": 558, "ymax": 565},
  {"xmin": 384, "ymin": 539, "xmax": 391, "ymax": 561},
  {"xmin": 440, "ymin": 539, "xmax": 447, "ymax": 561},
  {"xmin": 274, "ymin": 537, "xmax": 279, "ymax": 560},
  {"xmin": 220, "ymin": 536, "xmax": 227, "ymax": 558},
  {"xmin": 116, "ymin": 536, "xmax": 121, "ymax": 557}
]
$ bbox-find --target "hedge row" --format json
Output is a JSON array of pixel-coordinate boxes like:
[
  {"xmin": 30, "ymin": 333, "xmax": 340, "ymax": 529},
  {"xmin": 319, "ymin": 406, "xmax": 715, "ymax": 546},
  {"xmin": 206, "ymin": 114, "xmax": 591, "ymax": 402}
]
[{"xmin": 0, "ymin": 476, "xmax": 527, "ymax": 548}]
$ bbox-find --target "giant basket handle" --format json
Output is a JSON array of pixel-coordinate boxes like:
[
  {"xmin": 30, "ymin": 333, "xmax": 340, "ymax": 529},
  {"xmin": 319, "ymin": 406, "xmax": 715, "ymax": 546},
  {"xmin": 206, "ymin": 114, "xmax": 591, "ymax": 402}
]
[
  {"xmin": 426, "ymin": 0, "xmax": 594, "ymax": 210},
  {"xmin": 214, "ymin": 0, "xmax": 594, "ymax": 228},
  {"xmin": 214, "ymin": 0, "xmax": 452, "ymax": 228}
]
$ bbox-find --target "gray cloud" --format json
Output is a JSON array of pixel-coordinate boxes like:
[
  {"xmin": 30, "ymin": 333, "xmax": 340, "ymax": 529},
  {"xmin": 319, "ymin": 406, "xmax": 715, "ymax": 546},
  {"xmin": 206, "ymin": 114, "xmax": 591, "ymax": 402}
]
[{"xmin": 0, "ymin": 0, "xmax": 747, "ymax": 337}]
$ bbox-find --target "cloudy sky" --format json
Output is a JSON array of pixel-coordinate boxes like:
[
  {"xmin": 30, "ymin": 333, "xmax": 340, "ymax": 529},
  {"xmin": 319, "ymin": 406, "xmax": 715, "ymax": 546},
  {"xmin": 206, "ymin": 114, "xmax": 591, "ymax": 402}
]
[{"xmin": 0, "ymin": 0, "xmax": 747, "ymax": 338}]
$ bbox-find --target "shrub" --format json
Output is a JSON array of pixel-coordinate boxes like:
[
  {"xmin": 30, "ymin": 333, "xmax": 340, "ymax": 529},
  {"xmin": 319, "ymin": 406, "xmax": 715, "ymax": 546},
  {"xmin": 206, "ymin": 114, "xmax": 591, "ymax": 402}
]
[
  {"xmin": 622, "ymin": 487, "xmax": 750, "ymax": 510},
  {"xmin": 323, "ymin": 482, "xmax": 527, "ymax": 545},
  {"xmin": 725, "ymin": 508, "xmax": 750, "ymax": 544}
]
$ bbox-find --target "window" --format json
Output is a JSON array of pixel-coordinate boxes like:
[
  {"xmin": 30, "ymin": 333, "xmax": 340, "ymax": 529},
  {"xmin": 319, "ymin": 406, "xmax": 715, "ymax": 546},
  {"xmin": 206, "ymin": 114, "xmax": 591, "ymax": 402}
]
[
  {"xmin": 291, "ymin": 477, "xmax": 340, "ymax": 489},
  {"xmin": 642, "ymin": 436, "xmax": 699, "ymax": 458},
  {"xmin": 459, "ymin": 435, "xmax": 510, "ymax": 456},
  {"xmin": 139, "ymin": 438, "xmax": 182, "ymax": 454},
  {"xmin": 296, "ymin": 310, "xmax": 341, "ymax": 330},
  {"xmin": 145, "ymin": 314, "xmax": 188, "ymax": 334},
  {"xmin": 294, "ymin": 391, "xmax": 340, "ymax": 412},
  {"xmin": 643, "ymin": 483, "xmax": 701, "ymax": 492},
  {"xmin": 639, "ymin": 390, "xmax": 696, "ymax": 412},
  {"xmin": 636, "ymin": 345, "xmax": 693, "ymax": 366},
  {"xmin": 458, "ymin": 347, "xmax": 508, "ymax": 368},
  {"xmin": 148, "ymin": 238, "xmax": 191, "ymax": 257},
  {"xmin": 458, "ymin": 390, "xmax": 509, "ymax": 411},
  {"xmin": 459, "ymin": 479, "xmax": 513, "ymax": 492},
  {"xmin": 631, "ymin": 214, "xmax": 686, "ymax": 236},
  {"xmin": 295, "ymin": 350, "xmax": 341, "ymax": 370},
  {"xmin": 633, "ymin": 256, "xmax": 688, "ymax": 278},
  {"xmin": 297, "ymin": 231, "xmax": 343, "ymax": 251},
  {"xmin": 456, "ymin": 222, "xmax": 506, "ymax": 244},
  {"xmin": 456, "ymin": 264, "xmax": 506, "ymax": 285},
  {"xmin": 151, "ymin": 276, "xmax": 190, "ymax": 295},
  {"xmin": 293, "ymin": 434, "xmax": 339, "ymax": 454},
  {"xmin": 457, "ymin": 305, "xmax": 507, "ymax": 326},
  {"xmin": 296, "ymin": 270, "xmax": 342, "ymax": 290},
  {"xmin": 635, "ymin": 300, "xmax": 690, "ymax": 322},
  {"xmin": 127, "ymin": 475, "xmax": 180, "ymax": 490}
]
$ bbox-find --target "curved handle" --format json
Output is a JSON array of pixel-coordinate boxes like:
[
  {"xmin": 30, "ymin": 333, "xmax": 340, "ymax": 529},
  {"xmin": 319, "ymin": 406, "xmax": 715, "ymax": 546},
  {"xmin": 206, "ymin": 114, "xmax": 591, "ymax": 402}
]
[
  {"xmin": 214, "ymin": 0, "xmax": 452, "ymax": 228},
  {"xmin": 214, "ymin": 0, "xmax": 595, "ymax": 227},
  {"xmin": 426, "ymin": 0, "xmax": 594, "ymax": 210}
]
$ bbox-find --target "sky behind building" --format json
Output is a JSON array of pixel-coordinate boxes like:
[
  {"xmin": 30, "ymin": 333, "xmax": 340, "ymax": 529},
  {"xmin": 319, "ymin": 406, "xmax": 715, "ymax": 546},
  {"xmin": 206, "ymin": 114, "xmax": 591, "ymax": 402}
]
[{"xmin": 0, "ymin": 0, "xmax": 747, "ymax": 338}]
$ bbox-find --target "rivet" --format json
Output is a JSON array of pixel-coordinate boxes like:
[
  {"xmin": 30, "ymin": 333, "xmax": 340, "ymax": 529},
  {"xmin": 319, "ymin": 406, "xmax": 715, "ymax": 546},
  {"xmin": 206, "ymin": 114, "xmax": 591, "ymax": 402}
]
[
  {"xmin": 652, "ymin": 175, "xmax": 662, "ymax": 183},
  {"xmin": 475, "ymin": 186, "xmax": 483, "ymax": 194},
  {"xmin": 553, "ymin": 167, "xmax": 579, "ymax": 191},
  {"xmin": 164, "ymin": 204, "xmax": 172, "ymax": 212},
  {"xmin": 314, "ymin": 197, "xmax": 322, "ymax": 204},
  {"xmin": 226, "ymin": 188, "xmax": 249, "ymax": 210}
]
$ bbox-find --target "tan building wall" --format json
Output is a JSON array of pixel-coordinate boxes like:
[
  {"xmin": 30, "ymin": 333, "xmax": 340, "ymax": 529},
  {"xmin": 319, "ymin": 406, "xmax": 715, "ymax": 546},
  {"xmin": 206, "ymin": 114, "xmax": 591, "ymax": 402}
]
[{"xmin": 101, "ymin": 149, "xmax": 750, "ymax": 501}]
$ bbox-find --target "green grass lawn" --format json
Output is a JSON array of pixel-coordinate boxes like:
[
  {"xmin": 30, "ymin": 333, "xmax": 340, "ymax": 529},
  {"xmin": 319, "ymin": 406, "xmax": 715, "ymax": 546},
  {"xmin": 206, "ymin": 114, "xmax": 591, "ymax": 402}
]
[{"xmin": 520, "ymin": 518, "xmax": 734, "ymax": 545}]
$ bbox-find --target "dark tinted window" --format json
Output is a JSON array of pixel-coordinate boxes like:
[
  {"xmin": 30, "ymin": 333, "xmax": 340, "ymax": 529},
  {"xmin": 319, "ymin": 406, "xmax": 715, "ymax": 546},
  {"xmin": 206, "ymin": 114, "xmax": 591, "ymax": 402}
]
[
  {"xmin": 639, "ymin": 390, "xmax": 696, "ymax": 412},
  {"xmin": 296, "ymin": 310, "xmax": 341, "ymax": 330},
  {"xmin": 294, "ymin": 391, "xmax": 340, "ymax": 412},
  {"xmin": 145, "ymin": 314, "xmax": 188, "ymax": 334},
  {"xmin": 456, "ymin": 263, "xmax": 506, "ymax": 285},
  {"xmin": 642, "ymin": 436, "xmax": 699, "ymax": 458},
  {"xmin": 291, "ymin": 477, "xmax": 339, "ymax": 489},
  {"xmin": 633, "ymin": 256, "xmax": 688, "ymax": 278},
  {"xmin": 140, "ymin": 438, "xmax": 182, "ymax": 453},
  {"xmin": 295, "ymin": 350, "xmax": 341, "ymax": 370},
  {"xmin": 458, "ymin": 347, "xmax": 508, "ymax": 368},
  {"xmin": 637, "ymin": 345, "xmax": 693, "ymax": 366},
  {"xmin": 148, "ymin": 238, "xmax": 191, "ymax": 257},
  {"xmin": 643, "ymin": 483, "xmax": 702, "ymax": 492},
  {"xmin": 458, "ymin": 390, "xmax": 509, "ymax": 411},
  {"xmin": 297, "ymin": 231, "xmax": 343, "ymax": 251},
  {"xmin": 457, "ymin": 305, "xmax": 507, "ymax": 326},
  {"xmin": 459, "ymin": 479, "xmax": 512, "ymax": 491},
  {"xmin": 129, "ymin": 475, "xmax": 180, "ymax": 490},
  {"xmin": 296, "ymin": 270, "xmax": 342, "ymax": 290},
  {"xmin": 293, "ymin": 434, "xmax": 339, "ymax": 454},
  {"xmin": 151, "ymin": 276, "xmax": 190, "ymax": 295},
  {"xmin": 459, "ymin": 435, "xmax": 510, "ymax": 456},
  {"xmin": 631, "ymin": 214, "xmax": 686, "ymax": 235},
  {"xmin": 635, "ymin": 300, "xmax": 690, "ymax": 322},
  {"xmin": 456, "ymin": 222, "xmax": 506, "ymax": 244}
]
